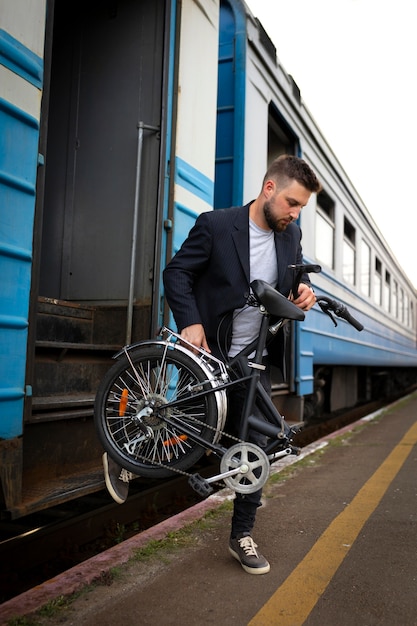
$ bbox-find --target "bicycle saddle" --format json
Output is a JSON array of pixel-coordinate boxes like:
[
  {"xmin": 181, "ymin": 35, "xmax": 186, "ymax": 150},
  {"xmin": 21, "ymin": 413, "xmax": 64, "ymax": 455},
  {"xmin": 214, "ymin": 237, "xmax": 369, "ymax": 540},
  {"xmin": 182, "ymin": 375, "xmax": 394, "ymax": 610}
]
[{"xmin": 251, "ymin": 280, "xmax": 305, "ymax": 321}]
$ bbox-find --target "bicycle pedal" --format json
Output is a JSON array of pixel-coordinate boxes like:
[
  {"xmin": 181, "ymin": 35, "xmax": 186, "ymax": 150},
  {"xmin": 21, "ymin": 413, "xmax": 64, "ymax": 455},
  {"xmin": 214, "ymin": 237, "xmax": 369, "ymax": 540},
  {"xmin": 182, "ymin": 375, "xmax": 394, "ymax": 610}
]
[{"xmin": 188, "ymin": 473, "xmax": 214, "ymax": 498}]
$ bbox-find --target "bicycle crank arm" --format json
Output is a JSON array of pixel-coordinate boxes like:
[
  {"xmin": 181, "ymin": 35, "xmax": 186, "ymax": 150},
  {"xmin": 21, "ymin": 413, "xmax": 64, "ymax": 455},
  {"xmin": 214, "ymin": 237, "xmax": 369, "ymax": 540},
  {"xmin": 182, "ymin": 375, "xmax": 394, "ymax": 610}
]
[
  {"xmin": 268, "ymin": 446, "xmax": 300, "ymax": 462},
  {"xmin": 205, "ymin": 464, "xmax": 249, "ymax": 484},
  {"xmin": 188, "ymin": 465, "xmax": 249, "ymax": 498}
]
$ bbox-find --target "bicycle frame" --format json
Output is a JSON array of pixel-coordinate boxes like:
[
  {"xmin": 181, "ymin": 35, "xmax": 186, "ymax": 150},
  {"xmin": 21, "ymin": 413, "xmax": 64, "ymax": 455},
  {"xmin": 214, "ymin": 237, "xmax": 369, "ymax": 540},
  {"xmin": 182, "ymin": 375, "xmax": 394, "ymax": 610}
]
[{"xmin": 143, "ymin": 306, "xmax": 297, "ymax": 463}]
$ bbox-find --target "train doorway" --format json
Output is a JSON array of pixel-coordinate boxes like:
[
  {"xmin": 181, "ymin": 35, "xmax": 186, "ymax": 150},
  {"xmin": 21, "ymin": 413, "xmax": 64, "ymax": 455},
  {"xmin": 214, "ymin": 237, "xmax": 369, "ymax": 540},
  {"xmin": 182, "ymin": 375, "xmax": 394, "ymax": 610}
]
[
  {"xmin": 29, "ymin": 0, "xmax": 169, "ymax": 422},
  {"xmin": 39, "ymin": 0, "xmax": 166, "ymax": 316}
]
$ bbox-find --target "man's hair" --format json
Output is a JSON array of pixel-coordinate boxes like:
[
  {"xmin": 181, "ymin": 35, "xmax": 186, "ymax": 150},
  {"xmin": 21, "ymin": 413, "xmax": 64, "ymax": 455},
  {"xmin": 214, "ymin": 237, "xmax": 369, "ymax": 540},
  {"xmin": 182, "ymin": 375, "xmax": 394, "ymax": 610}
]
[{"xmin": 263, "ymin": 154, "xmax": 322, "ymax": 193}]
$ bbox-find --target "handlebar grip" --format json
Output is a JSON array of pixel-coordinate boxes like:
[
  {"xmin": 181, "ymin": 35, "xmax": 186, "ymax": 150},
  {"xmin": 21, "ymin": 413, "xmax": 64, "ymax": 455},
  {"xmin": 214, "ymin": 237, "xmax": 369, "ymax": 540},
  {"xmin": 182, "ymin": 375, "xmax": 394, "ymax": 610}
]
[
  {"xmin": 342, "ymin": 310, "xmax": 364, "ymax": 332},
  {"xmin": 317, "ymin": 296, "xmax": 364, "ymax": 332}
]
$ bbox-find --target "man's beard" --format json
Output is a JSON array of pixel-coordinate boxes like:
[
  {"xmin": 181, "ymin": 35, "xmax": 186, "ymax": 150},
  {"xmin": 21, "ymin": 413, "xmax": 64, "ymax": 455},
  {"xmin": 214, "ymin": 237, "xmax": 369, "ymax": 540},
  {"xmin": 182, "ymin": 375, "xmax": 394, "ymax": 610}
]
[{"xmin": 263, "ymin": 201, "xmax": 289, "ymax": 232}]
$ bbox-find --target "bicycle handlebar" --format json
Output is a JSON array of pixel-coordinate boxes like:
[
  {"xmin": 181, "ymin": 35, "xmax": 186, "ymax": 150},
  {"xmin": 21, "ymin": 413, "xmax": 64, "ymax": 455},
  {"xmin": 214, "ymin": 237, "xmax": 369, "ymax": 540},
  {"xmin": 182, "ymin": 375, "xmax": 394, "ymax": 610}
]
[
  {"xmin": 288, "ymin": 263, "xmax": 321, "ymax": 298},
  {"xmin": 287, "ymin": 264, "xmax": 364, "ymax": 332},
  {"xmin": 316, "ymin": 296, "xmax": 364, "ymax": 331}
]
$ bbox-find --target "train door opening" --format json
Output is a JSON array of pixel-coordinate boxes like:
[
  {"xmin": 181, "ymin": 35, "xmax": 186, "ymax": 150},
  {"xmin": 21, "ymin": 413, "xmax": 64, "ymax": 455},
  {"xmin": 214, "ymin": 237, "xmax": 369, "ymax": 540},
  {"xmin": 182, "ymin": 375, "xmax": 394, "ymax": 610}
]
[
  {"xmin": 21, "ymin": 0, "xmax": 169, "ymax": 506},
  {"xmin": 39, "ymin": 0, "xmax": 166, "ymax": 336}
]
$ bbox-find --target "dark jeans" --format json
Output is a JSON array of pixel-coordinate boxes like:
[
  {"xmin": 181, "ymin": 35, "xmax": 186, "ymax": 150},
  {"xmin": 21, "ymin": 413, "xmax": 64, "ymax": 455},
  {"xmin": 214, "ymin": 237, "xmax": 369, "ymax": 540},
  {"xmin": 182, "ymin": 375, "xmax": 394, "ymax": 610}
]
[{"xmin": 227, "ymin": 360, "xmax": 271, "ymax": 538}]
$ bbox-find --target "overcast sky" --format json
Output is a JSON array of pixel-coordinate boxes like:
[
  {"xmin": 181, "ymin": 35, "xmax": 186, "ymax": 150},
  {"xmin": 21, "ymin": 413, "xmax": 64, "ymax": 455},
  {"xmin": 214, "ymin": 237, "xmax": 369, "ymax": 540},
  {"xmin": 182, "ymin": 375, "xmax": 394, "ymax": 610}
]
[{"xmin": 247, "ymin": 0, "xmax": 417, "ymax": 288}]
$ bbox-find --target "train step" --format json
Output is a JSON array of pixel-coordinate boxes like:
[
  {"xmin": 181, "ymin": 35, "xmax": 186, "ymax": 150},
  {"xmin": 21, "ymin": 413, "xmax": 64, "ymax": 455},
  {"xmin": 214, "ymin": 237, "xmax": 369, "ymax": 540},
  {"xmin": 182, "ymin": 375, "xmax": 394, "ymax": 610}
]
[
  {"xmin": 32, "ymin": 351, "xmax": 113, "ymax": 399},
  {"xmin": 36, "ymin": 297, "xmax": 96, "ymax": 344},
  {"xmin": 9, "ymin": 465, "xmax": 105, "ymax": 518},
  {"xmin": 36, "ymin": 296, "xmax": 152, "ymax": 346},
  {"xmin": 29, "ymin": 393, "xmax": 96, "ymax": 422}
]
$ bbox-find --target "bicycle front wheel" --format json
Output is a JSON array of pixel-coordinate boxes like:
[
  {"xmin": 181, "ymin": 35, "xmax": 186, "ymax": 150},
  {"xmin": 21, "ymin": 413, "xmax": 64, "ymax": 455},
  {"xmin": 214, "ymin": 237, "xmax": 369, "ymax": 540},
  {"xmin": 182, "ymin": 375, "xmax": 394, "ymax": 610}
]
[{"xmin": 94, "ymin": 343, "xmax": 220, "ymax": 477}]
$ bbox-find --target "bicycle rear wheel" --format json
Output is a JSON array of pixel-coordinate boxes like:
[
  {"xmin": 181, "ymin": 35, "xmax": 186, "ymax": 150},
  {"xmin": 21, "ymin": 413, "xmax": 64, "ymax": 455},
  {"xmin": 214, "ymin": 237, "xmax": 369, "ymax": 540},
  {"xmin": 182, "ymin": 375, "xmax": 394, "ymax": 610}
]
[{"xmin": 94, "ymin": 342, "xmax": 221, "ymax": 477}]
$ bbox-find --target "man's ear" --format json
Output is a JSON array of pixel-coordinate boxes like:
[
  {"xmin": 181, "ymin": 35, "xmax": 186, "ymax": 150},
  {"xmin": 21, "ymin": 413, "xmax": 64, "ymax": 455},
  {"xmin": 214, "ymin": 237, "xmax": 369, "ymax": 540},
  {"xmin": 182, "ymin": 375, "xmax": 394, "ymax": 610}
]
[{"xmin": 263, "ymin": 179, "xmax": 276, "ymax": 197}]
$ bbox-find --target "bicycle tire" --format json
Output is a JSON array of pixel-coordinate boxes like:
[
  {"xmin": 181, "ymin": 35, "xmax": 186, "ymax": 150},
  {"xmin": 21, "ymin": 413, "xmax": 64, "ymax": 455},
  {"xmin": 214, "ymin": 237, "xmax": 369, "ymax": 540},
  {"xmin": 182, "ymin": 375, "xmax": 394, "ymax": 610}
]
[{"xmin": 94, "ymin": 343, "xmax": 220, "ymax": 477}]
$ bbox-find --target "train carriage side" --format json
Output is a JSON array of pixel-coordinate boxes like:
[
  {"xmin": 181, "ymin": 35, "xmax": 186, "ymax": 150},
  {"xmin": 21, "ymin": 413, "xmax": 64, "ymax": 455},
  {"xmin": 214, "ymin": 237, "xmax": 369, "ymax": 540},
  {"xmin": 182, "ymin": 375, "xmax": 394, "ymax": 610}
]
[
  {"xmin": 0, "ymin": 0, "xmax": 222, "ymax": 519},
  {"xmin": 220, "ymin": 0, "xmax": 325, "ymax": 418},
  {"xmin": 214, "ymin": 0, "xmax": 312, "ymax": 419},
  {"xmin": 301, "ymin": 203, "xmax": 417, "ymax": 416},
  {"xmin": 223, "ymin": 0, "xmax": 417, "ymax": 420}
]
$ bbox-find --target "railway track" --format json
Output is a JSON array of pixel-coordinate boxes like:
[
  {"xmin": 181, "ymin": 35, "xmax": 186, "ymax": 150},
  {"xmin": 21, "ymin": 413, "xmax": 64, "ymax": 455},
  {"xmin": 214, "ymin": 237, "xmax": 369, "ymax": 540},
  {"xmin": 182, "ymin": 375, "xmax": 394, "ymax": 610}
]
[{"xmin": 0, "ymin": 397, "xmax": 403, "ymax": 603}]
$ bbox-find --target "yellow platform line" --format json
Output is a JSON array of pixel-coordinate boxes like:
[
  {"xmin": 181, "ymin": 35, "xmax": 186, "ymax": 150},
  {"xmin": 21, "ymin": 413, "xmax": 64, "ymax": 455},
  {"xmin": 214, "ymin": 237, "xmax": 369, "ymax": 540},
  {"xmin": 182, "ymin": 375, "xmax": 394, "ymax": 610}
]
[{"xmin": 249, "ymin": 420, "xmax": 417, "ymax": 626}]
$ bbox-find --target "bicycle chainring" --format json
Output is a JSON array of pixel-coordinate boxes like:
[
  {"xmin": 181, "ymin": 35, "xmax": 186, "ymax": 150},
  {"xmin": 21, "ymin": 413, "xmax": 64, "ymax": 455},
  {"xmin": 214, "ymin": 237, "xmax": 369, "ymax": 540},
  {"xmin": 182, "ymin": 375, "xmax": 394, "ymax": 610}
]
[{"xmin": 220, "ymin": 442, "xmax": 270, "ymax": 494}]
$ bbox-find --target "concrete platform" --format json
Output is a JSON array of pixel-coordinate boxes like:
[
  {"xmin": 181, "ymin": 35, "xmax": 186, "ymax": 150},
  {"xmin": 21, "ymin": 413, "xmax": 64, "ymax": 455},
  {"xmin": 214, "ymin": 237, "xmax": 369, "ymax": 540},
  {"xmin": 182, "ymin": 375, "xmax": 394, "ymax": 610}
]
[{"xmin": 1, "ymin": 392, "xmax": 417, "ymax": 625}]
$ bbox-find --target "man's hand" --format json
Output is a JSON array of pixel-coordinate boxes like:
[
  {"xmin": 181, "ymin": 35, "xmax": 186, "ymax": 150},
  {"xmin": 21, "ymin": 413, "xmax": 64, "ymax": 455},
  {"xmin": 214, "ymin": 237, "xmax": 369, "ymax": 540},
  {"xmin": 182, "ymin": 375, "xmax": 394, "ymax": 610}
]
[
  {"xmin": 180, "ymin": 324, "xmax": 211, "ymax": 353},
  {"xmin": 292, "ymin": 283, "xmax": 316, "ymax": 311}
]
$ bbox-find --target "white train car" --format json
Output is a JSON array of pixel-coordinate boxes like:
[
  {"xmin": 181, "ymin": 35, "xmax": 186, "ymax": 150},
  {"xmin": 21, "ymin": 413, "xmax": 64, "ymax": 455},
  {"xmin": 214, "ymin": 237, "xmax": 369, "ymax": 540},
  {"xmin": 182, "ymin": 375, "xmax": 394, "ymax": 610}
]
[{"xmin": 216, "ymin": 0, "xmax": 417, "ymax": 418}]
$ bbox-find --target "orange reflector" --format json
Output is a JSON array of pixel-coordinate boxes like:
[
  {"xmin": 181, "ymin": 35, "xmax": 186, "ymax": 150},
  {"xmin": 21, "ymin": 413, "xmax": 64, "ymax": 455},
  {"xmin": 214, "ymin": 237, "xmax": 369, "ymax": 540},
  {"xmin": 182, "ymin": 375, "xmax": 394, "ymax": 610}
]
[
  {"xmin": 163, "ymin": 434, "xmax": 188, "ymax": 447},
  {"xmin": 119, "ymin": 388, "xmax": 128, "ymax": 416}
]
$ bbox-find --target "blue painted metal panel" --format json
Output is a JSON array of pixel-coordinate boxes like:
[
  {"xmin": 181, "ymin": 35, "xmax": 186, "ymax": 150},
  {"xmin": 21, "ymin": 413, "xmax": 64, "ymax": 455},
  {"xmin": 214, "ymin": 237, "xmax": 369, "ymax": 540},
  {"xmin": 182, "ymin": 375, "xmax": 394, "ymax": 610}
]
[
  {"xmin": 172, "ymin": 201, "xmax": 199, "ymax": 256},
  {"xmin": 303, "ymin": 305, "xmax": 417, "ymax": 367},
  {"xmin": 215, "ymin": 0, "xmax": 245, "ymax": 209},
  {"xmin": 296, "ymin": 322, "xmax": 315, "ymax": 395},
  {"xmin": 0, "ymin": 29, "xmax": 43, "ymax": 88},
  {"xmin": 296, "ymin": 265, "xmax": 417, "ymax": 395},
  {"xmin": 169, "ymin": 157, "xmax": 214, "ymax": 329},
  {"xmin": 0, "ymin": 98, "xmax": 40, "ymax": 438},
  {"xmin": 175, "ymin": 157, "xmax": 214, "ymax": 206},
  {"xmin": 173, "ymin": 156, "xmax": 214, "ymax": 255}
]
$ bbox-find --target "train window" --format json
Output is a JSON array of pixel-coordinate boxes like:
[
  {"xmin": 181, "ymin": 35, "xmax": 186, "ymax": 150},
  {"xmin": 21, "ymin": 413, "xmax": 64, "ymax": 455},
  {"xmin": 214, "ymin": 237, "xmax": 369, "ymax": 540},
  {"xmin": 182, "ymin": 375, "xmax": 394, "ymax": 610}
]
[
  {"xmin": 315, "ymin": 191, "xmax": 335, "ymax": 269},
  {"xmin": 384, "ymin": 271, "xmax": 391, "ymax": 313},
  {"xmin": 404, "ymin": 292, "xmax": 409, "ymax": 326},
  {"xmin": 267, "ymin": 103, "xmax": 297, "ymax": 162},
  {"xmin": 360, "ymin": 240, "xmax": 371, "ymax": 296},
  {"xmin": 373, "ymin": 257, "xmax": 382, "ymax": 306},
  {"xmin": 411, "ymin": 300, "xmax": 415, "ymax": 330},
  {"xmin": 392, "ymin": 280, "xmax": 398, "ymax": 318},
  {"xmin": 399, "ymin": 288, "xmax": 405, "ymax": 323},
  {"xmin": 343, "ymin": 217, "xmax": 356, "ymax": 285}
]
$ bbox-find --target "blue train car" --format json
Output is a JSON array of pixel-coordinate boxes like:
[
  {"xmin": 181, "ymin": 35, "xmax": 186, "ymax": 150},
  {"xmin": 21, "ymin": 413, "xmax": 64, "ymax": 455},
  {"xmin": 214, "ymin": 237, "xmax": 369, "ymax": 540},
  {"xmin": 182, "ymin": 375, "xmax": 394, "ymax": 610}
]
[
  {"xmin": 0, "ymin": 0, "xmax": 223, "ymax": 518},
  {"xmin": 0, "ymin": 0, "xmax": 416, "ymax": 518}
]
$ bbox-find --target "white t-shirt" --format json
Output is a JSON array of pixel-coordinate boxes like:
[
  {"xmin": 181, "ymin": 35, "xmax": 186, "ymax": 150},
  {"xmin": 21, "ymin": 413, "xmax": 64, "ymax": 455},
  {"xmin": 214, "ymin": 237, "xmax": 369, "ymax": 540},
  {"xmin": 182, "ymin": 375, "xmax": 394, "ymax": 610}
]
[{"xmin": 228, "ymin": 220, "xmax": 278, "ymax": 357}]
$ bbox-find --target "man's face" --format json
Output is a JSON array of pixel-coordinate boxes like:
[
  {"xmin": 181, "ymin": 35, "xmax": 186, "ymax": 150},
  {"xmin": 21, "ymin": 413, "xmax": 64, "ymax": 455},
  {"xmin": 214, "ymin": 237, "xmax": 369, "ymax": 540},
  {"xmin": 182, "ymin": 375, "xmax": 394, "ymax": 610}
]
[{"xmin": 263, "ymin": 180, "xmax": 311, "ymax": 232}]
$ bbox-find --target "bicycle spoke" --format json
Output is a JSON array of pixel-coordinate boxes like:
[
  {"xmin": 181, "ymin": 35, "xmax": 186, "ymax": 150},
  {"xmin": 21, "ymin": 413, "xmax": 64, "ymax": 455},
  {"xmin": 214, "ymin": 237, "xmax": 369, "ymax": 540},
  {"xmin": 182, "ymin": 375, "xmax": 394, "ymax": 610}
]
[{"xmin": 95, "ymin": 343, "xmax": 223, "ymax": 477}]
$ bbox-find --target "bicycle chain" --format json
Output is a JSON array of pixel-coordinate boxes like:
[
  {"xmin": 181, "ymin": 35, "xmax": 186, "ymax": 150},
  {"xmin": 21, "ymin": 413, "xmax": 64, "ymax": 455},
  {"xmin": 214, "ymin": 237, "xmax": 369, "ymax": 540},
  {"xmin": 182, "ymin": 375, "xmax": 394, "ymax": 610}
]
[
  {"xmin": 120, "ymin": 344, "xmax": 276, "ymax": 484},
  {"xmin": 124, "ymin": 398, "xmax": 287, "ymax": 487},
  {"xmin": 130, "ymin": 409, "xmax": 246, "ymax": 485}
]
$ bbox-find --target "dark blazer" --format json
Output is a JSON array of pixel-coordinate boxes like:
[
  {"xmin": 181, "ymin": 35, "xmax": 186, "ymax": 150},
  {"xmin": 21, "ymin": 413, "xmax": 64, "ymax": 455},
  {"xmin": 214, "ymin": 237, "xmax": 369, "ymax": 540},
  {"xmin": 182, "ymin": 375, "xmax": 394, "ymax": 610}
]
[{"xmin": 163, "ymin": 203, "xmax": 308, "ymax": 359}]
